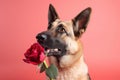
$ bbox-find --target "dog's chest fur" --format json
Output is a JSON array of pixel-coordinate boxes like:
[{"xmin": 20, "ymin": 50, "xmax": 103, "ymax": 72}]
[{"xmin": 49, "ymin": 55, "xmax": 89, "ymax": 80}]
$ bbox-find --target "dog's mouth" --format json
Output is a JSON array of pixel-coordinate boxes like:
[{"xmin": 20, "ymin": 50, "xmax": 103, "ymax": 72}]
[
  {"xmin": 44, "ymin": 47, "xmax": 62, "ymax": 56},
  {"xmin": 37, "ymin": 42, "xmax": 66, "ymax": 57},
  {"xmin": 37, "ymin": 40, "xmax": 66, "ymax": 57},
  {"xmin": 36, "ymin": 32, "xmax": 67, "ymax": 57}
]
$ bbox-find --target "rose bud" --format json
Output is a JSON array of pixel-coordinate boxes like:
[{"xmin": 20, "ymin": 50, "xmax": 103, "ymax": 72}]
[{"xmin": 23, "ymin": 43, "xmax": 46, "ymax": 65}]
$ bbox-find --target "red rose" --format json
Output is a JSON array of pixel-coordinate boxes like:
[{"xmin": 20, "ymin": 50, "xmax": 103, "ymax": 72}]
[{"xmin": 23, "ymin": 43, "xmax": 46, "ymax": 65}]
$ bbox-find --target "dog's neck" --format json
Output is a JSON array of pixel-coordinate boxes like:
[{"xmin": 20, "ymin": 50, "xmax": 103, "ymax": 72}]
[{"xmin": 56, "ymin": 55, "xmax": 88, "ymax": 80}]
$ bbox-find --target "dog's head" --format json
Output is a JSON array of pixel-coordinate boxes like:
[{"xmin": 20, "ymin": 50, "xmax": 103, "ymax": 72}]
[{"xmin": 36, "ymin": 4, "xmax": 91, "ymax": 68}]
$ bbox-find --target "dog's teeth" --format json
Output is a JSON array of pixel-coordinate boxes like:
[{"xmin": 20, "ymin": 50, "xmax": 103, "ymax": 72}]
[
  {"xmin": 45, "ymin": 48, "xmax": 59, "ymax": 53},
  {"xmin": 51, "ymin": 49, "xmax": 54, "ymax": 52},
  {"xmin": 47, "ymin": 49, "xmax": 50, "ymax": 53},
  {"xmin": 54, "ymin": 48, "xmax": 58, "ymax": 52}
]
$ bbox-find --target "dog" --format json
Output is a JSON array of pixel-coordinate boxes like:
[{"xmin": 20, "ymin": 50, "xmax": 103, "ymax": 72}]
[{"xmin": 36, "ymin": 4, "xmax": 91, "ymax": 80}]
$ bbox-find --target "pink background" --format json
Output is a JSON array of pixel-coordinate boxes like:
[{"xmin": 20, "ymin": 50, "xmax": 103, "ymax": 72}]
[{"xmin": 0, "ymin": 0, "xmax": 120, "ymax": 80}]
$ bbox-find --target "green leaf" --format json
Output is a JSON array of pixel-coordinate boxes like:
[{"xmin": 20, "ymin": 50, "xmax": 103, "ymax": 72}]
[
  {"xmin": 45, "ymin": 64, "xmax": 58, "ymax": 79},
  {"xmin": 40, "ymin": 62, "xmax": 47, "ymax": 73}
]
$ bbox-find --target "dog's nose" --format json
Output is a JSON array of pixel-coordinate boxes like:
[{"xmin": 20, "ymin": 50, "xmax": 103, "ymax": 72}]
[{"xmin": 36, "ymin": 34, "xmax": 47, "ymax": 42}]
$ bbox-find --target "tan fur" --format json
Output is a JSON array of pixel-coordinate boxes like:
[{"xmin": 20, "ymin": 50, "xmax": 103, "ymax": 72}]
[{"xmin": 48, "ymin": 19, "xmax": 89, "ymax": 80}]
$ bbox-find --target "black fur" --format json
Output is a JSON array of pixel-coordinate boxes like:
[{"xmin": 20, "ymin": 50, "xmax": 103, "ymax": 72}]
[
  {"xmin": 36, "ymin": 31, "xmax": 67, "ymax": 57},
  {"xmin": 48, "ymin": 4, "xmax": 59, "ymax": 29}
]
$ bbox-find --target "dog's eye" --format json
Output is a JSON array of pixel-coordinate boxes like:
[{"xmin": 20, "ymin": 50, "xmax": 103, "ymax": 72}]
[
  {"xmin": 58, "ymin": 27, "xmax": 65, "ymax": 33},
  {"xmin": 57, "ymin": 24, "xmax": 66, "ymax": 33}
]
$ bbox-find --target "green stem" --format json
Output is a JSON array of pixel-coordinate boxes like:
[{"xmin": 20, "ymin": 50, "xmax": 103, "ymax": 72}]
[
  {"xmin": 43, "ymin": 61, "xmax": 54, "ymax": 80},
  {"xmin": 43, "ymin": 60, "xmax": 48, "ymax": 68},
  {"xmin": 43, "ymin": 61, "xmax": 55, "ymax": 80}
]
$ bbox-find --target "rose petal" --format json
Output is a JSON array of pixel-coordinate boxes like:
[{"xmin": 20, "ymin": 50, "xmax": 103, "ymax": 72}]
[
  {"xmin": 23, "ymin": 43, "xmax": 45, "ymax": 65},
  {"xmin": 40, "ymin": 52, "xmax": 46, "ymax": 62}
]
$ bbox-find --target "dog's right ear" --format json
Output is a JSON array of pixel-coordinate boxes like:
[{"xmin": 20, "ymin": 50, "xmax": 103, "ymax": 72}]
[
  {"xmin": 48, "ymin": 4, "xmax": 59, "ymax": 29},
  {"xmin": 72, "ymin": 7, "xmax": 91, "ymax": 37}
]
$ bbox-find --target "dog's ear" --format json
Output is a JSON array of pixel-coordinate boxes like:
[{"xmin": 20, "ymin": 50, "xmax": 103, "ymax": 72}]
[
  {"xmin": 72, "ymin": 7, "xmax": 91, "ymax": 37},
  {"xmin": 48, "ymin": 4, "xmax": 59, "ymax": 29}
]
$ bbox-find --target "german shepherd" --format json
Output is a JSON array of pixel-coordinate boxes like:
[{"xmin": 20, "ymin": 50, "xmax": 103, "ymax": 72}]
[{"xmin": 36, "ymin": 4, "xmax": 91, "ymax": 80}]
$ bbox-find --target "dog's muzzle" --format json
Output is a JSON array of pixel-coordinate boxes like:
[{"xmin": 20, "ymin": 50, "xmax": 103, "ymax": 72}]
[{"xmin": 36, "ymin": 31, "xmax": 66, "ymax": 57}]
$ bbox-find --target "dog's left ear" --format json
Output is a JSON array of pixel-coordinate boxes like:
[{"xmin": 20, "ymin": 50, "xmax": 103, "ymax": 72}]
[
  {"xmin": 72, "ymin": 7, "xmax": 91, "ymax": 37},
  {"xmin": 48, "ymin": 4, "xmax": 59, "ymax": 29}
]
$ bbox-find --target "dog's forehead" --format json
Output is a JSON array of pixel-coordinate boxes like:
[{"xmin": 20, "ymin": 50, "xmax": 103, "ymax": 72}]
[{"xmin": 52, "ymin": 19, "xmax": 73, "ymax": 28}]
